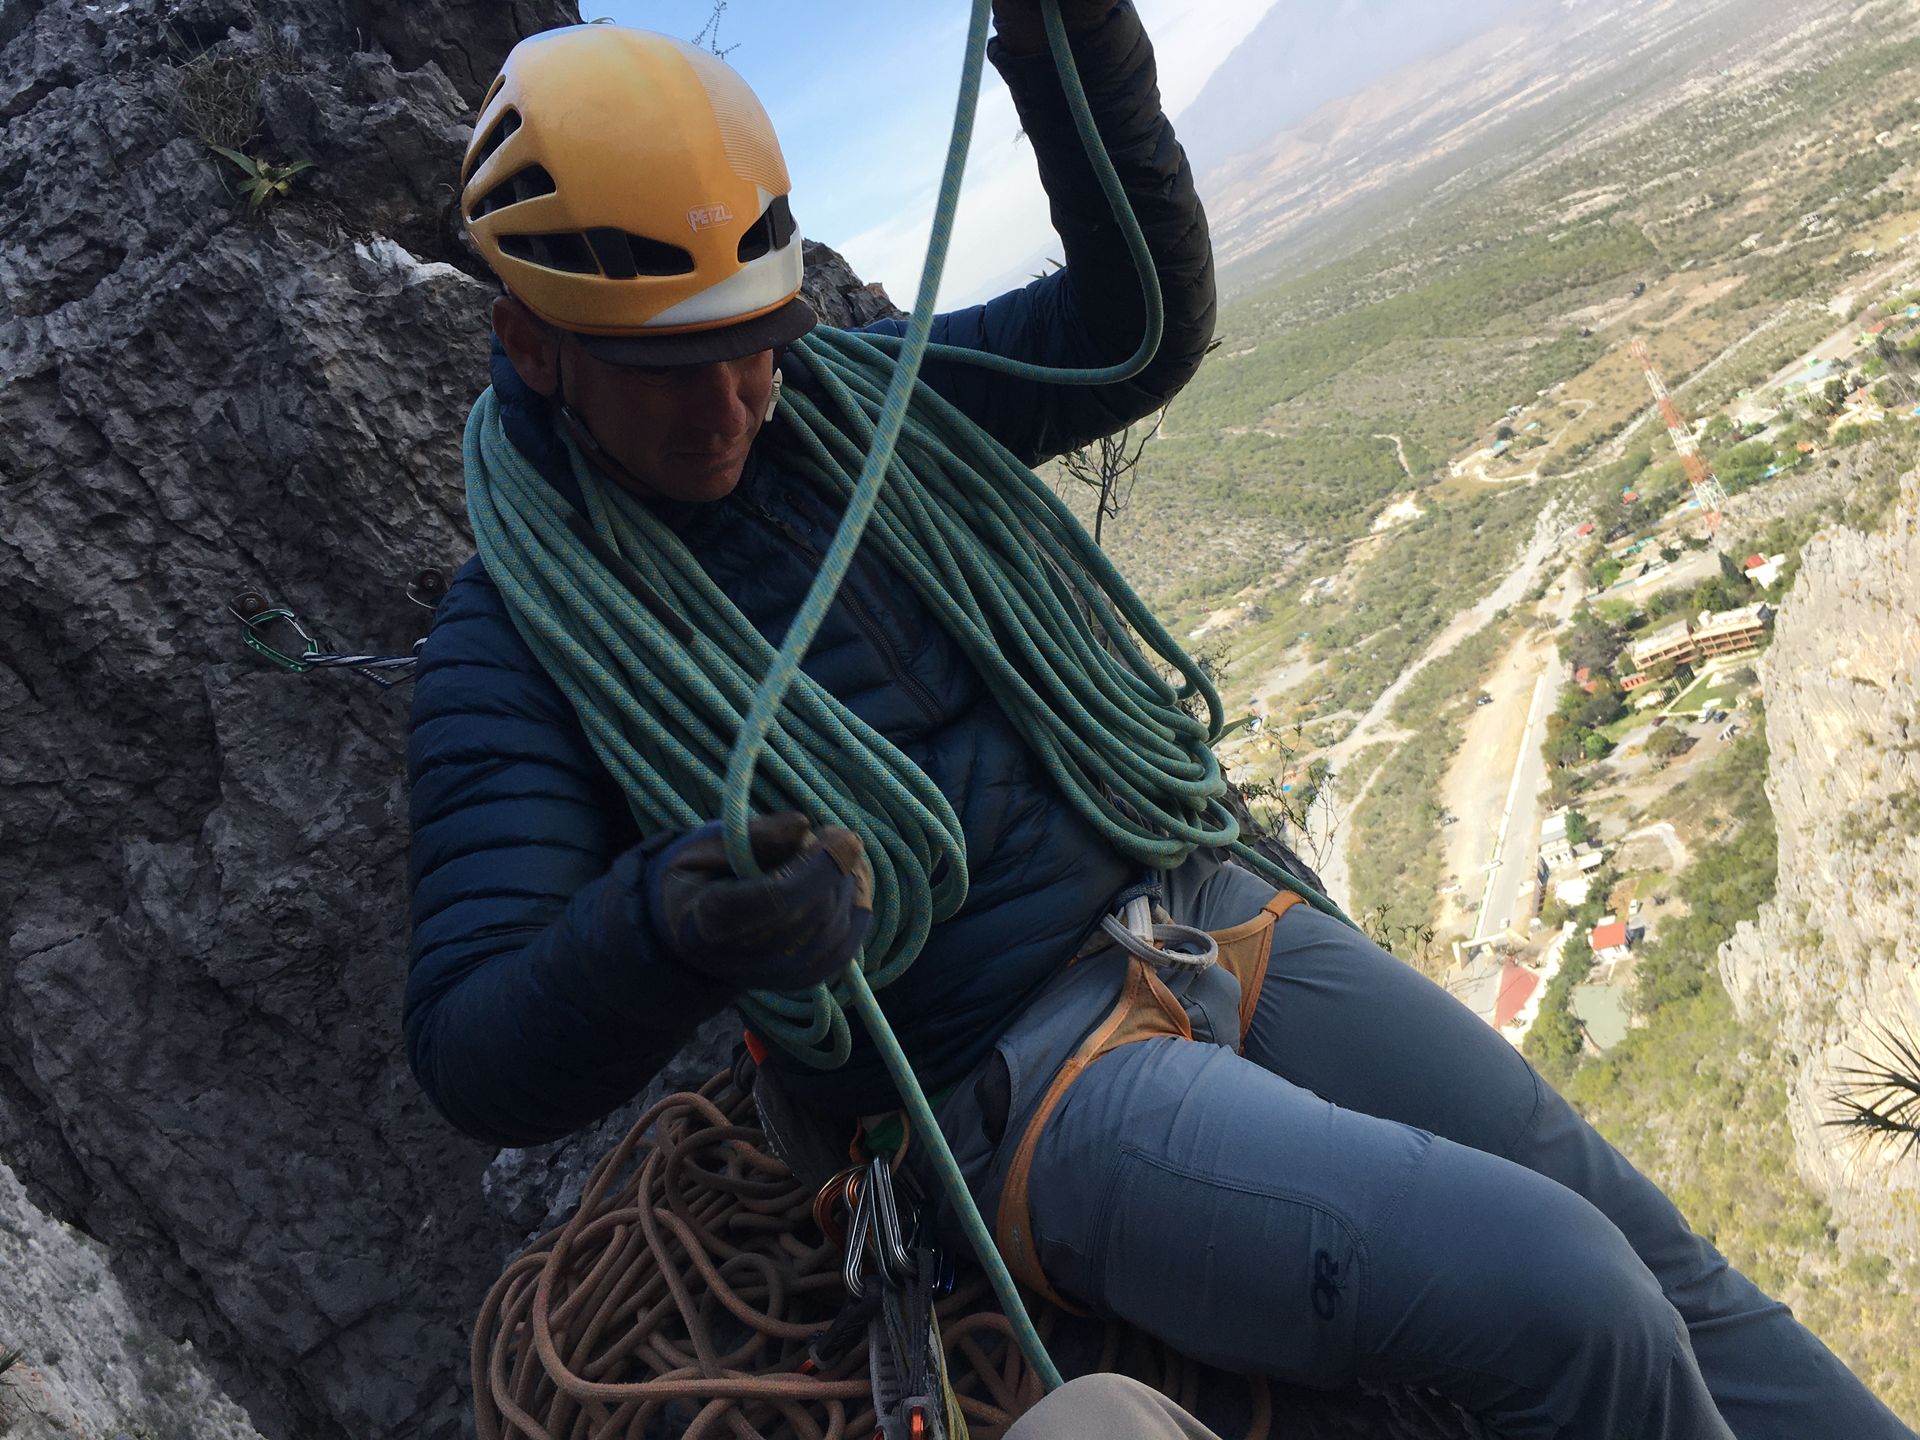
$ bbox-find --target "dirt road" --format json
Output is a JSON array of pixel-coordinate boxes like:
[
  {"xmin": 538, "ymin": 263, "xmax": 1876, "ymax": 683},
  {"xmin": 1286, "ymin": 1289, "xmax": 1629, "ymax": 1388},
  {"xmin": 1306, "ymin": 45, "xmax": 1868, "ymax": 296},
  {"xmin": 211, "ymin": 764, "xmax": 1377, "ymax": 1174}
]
[{"xmin": 1435, "ymin": 625, "xmax": 1561, "ymax": 935}]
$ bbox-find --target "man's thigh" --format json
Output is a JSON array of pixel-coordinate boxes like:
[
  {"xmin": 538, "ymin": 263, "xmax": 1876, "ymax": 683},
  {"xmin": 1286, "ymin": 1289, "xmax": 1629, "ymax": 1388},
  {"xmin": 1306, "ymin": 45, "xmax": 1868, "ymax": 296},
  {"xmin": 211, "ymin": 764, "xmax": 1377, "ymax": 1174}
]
[
  {"xmin": 1027, "ymin": 1033, "xmax": 1419, "ymax": 1385},
  {"xmin": 1022, "ymin": 1032, "xmax": 1694, "ymax": 1438},
  {"xmin": 1179, "ymin": 859, "xmax": 1545, "ymax": 1160}
]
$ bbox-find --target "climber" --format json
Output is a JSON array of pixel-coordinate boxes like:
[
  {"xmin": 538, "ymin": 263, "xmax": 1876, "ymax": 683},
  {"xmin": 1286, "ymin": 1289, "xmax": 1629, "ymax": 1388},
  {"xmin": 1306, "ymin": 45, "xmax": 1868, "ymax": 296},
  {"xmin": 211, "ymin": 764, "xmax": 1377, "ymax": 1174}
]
[{"xmin": 403, "ymin": 6, "xmax": 1917, "ymax": 1439}]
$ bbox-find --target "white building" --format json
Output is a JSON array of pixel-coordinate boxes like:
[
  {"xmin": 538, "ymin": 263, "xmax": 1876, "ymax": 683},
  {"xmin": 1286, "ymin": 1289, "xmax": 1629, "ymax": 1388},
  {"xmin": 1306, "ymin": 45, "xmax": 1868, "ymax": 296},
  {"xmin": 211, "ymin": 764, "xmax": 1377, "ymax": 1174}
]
[{"xmin": 1541, "ymin": 810, "xmax": 1574, "ymax": 871}]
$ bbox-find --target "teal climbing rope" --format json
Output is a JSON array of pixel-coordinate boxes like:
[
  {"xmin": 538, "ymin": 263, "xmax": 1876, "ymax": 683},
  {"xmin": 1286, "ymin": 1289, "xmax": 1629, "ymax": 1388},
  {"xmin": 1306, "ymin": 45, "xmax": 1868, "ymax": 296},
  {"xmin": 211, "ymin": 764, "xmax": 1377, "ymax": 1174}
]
[{"xmin": 465, "ymin": 0, "xmax": 1356, "ymax": 1396}]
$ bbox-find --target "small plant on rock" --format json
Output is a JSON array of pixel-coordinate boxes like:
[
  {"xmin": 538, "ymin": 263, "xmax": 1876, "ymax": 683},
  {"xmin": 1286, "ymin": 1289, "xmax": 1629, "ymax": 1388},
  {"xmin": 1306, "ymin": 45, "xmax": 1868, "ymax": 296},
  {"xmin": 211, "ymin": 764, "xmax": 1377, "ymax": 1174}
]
[
  {"xmin": 0, "ymin": 1342, "xmax": 21, "ymax": 1383},
  {"xmin": 1828, "ymin": 1019, "xmax": 1920, "ymax": 1162},
  {"xmin": 209, "ymin": 146, "xmax": 315, "ymax": 211}
]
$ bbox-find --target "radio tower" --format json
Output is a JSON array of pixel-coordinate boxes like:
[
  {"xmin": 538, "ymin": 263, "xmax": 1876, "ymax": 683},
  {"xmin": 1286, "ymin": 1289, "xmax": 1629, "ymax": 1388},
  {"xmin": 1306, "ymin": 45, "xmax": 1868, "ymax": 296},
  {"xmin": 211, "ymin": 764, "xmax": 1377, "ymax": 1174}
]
[{"xmin": 1630, "ymin": 336, "xmax": 1727, "ymax": 540}]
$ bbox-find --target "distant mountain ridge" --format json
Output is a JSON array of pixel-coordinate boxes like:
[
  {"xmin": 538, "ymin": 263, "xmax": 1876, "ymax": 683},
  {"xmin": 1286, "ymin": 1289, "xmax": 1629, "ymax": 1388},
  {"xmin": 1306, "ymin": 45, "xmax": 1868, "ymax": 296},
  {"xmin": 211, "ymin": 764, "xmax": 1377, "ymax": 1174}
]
[
  {"xmin": 1181, "ymin": 0, "xmax": 1820, "ymax": 283},
  {"xmin": 1175, "ymin": 0, "xmax": 1535, "ymax": 177}
]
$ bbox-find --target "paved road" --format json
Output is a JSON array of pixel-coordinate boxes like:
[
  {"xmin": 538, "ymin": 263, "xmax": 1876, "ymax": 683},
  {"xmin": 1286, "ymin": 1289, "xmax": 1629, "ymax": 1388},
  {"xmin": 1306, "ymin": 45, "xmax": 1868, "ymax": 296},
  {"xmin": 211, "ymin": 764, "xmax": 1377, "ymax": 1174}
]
[
  {"xmin": 1471, "ymin": 668, "xmax": 1557, "ymax": 943},
  {"xmin": 1437, "ymin": 631, "xmax": 1545, "ymax": 933}
]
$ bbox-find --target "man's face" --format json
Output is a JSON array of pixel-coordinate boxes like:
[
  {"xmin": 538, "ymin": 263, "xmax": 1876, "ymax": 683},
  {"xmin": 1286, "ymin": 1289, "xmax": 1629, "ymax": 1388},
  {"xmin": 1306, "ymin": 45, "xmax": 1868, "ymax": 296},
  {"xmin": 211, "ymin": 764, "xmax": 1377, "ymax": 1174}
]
[
  {"xmin": 559, "ymin": 339, "xmax": 776, "ymax": 503},
  {"xmin": 493, "ymin": 295, "xmax": 775, "ymax": 503}
]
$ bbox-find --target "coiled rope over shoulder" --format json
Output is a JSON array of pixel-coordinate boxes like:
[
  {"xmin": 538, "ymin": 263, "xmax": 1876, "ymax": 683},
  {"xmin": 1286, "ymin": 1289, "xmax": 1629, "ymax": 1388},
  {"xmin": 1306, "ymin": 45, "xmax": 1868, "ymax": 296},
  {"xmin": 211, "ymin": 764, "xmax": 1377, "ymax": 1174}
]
[{"xmin": 466, "ymin": 0, "xmax": 1356, "ymax": 1395}]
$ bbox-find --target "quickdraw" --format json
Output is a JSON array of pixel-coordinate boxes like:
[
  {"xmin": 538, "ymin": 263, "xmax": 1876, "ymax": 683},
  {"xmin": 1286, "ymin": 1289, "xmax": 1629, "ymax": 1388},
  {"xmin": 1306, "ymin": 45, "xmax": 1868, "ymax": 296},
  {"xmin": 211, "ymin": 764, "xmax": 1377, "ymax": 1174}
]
[
  {"xmin": 225, "ymin": 568, "xmax": 446, "ymax": 689},
  {"xmin": 815, "ymin": 1154, "xmax": 967, "ymax": 1440}
]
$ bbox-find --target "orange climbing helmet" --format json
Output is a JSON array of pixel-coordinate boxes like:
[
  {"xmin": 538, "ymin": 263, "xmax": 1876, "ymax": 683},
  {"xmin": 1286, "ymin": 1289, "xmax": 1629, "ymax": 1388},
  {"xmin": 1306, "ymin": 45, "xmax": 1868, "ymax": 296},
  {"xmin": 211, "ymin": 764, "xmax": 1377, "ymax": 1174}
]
[{"xmin": 460, "ymin": 24, "xmax": 815, "ymax": 364}]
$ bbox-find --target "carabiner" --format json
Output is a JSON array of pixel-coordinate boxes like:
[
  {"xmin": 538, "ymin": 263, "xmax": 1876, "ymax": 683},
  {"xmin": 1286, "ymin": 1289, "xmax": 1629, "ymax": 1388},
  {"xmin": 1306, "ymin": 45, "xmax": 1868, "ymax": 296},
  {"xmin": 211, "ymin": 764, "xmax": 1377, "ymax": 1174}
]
[{"xmin": 228, "ymin": 592, "xmax": 320, "ymax": 672}]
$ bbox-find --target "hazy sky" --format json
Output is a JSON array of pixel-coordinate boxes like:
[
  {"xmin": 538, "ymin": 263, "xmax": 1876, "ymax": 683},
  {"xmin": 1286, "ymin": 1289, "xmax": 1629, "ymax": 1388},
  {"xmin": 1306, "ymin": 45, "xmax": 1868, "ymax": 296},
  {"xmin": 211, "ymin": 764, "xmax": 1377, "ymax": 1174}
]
[{"xmin": 595, "ymin": 2, "xmax": 1279, "ymax": 306}]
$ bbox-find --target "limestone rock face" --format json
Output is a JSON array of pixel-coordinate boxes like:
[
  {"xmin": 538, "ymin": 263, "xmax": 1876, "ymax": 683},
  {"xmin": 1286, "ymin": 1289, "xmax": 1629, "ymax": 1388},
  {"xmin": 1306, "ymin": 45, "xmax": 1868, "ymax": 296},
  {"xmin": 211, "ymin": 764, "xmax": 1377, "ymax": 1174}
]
[
  {"xmin": 1721, "ymin": 467, "xmax": 1920, "ymax": 1260},
  {"xmin": 0, "ymin": 1158, "xmax": 268, "ymax": 1440},
  {"xmin": 0, "ymin": 3, "xmax": 895, "ymax": 1437},
  {"xmin": 0, "ymin": 4, "xmax": 569, "ymax": 1438}
]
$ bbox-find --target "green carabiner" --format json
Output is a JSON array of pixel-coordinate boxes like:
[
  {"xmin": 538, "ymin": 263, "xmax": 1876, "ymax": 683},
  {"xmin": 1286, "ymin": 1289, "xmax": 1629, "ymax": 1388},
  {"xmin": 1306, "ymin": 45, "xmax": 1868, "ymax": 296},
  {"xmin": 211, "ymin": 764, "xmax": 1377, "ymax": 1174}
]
[{"xmin": 228, "ymin": 591, "xmax": 320, "ymax": 672}]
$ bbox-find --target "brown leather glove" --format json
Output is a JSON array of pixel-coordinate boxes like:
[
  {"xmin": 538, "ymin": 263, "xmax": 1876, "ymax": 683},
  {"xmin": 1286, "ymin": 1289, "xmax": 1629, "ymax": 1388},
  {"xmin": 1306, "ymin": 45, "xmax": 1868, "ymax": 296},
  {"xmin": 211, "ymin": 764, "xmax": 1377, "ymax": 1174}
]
[
  {"xmin": 648, "ymin": 813, "xmax": 874, "ymax": 994},
  {"xmin": 991, "ymin": 0, "xmax": 1122, "ymax": 57}
]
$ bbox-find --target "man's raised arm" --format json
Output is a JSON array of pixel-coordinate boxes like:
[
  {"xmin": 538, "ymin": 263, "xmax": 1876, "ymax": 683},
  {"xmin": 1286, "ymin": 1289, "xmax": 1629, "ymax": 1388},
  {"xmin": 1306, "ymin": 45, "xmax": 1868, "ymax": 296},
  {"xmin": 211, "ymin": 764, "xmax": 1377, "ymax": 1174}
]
[{"xmin": 869, "ymin": 0, "xmax": 1217, "ymax": 468}]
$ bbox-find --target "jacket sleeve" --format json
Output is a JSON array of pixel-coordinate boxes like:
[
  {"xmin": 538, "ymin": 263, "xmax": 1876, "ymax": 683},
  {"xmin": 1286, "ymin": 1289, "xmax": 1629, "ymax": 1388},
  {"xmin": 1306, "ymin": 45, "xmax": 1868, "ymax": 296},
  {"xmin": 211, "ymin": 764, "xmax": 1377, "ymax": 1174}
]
[
  {"xmin": 863, "ymin": 0, "xmax": 1216, "ymax": 468},
  {"xmin": 402, "ymin": 560, "xmax": 736, "ymax": 1147}
]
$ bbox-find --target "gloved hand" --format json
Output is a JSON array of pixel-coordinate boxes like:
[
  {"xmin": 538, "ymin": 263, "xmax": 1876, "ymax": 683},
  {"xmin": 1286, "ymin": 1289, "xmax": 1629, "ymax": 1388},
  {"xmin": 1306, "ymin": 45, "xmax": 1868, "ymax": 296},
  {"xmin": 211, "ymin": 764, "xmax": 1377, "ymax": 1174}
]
[
  {"xmin": 991, "ymin": 0, "xmax": 1121, "ymax": 56},
  {"xmin": 647, "ymin": 812, "xmax": 873, "ymax": 993}
]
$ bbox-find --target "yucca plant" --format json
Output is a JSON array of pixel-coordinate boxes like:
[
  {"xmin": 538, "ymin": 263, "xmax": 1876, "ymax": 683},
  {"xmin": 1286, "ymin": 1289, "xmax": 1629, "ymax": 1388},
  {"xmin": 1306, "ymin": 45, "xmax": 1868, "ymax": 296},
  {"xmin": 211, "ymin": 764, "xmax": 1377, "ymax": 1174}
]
[
  {"xmin": 0, "ymin": 1344, "xmax": 22, "ymax": 1383},
  {"xmin": 208, "ymin": 145, "xmax": 314, "ymax": 211},
  {"xmin": 1826, "ymin": 1018, "xmax": 1920, "ymax": 1161}
]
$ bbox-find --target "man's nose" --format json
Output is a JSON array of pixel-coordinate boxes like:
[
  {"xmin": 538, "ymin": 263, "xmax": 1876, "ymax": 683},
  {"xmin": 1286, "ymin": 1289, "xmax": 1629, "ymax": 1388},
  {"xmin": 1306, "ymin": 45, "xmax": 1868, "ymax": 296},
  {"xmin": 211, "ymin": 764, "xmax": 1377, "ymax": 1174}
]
[{"xmin": 675, "ymin": 363, "xmax": 749, "ymax": 427}]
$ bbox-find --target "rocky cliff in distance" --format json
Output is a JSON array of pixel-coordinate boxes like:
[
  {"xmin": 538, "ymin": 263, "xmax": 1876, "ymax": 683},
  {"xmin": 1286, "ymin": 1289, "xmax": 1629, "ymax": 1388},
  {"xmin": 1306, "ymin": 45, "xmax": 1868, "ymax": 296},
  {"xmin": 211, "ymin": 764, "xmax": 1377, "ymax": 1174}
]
[{"xmin": 1722, "ymin": 467, "xmax": 1920, "ymax": 1262}]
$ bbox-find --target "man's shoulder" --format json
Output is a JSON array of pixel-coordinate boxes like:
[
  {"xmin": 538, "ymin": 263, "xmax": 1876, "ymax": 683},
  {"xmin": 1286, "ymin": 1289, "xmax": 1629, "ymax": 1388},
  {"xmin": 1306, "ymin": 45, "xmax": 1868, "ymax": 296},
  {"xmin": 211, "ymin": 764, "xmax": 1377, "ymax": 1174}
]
[
  {"xmin": 421, "ymin": 556, "xmax": 523, "ymax": 665},
  {"xmin": 411, "ymin": 555, "xmax": 568, "ymax": 731}
]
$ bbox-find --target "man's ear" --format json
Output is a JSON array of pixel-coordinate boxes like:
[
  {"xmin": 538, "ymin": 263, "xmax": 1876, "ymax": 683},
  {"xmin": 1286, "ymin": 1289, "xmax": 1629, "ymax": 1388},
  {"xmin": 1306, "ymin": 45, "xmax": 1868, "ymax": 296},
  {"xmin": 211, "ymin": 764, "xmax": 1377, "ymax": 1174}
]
[{"xmin": 492, "ymin": 294, "xmax": 561, "ymax": 397}]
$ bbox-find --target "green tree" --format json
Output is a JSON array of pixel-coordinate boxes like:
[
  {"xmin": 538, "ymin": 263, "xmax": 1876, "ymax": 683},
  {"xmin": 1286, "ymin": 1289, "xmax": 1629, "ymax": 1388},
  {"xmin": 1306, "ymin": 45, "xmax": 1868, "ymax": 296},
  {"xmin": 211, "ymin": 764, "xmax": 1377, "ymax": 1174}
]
[
  {"xmin": 1560, "ymin": 606, "xmax": 1623, "ymax": 674},
  {"xmin": 1645, "ymin": 726, "xmax": 1688, "ymax": 763},
  {"xmin": 1575, "ymin": 686, "xmax": 1627, "ymax": 731}
]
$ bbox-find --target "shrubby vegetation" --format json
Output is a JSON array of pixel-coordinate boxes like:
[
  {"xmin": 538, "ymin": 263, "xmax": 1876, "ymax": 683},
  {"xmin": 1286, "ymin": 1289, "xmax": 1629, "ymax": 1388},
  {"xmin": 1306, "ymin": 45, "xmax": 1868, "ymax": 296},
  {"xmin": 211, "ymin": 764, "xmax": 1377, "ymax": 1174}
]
[
  {"xmin": 1548, "ymin": 731, "xmax": 1920, "ymax": 1420},
  {"xmin": 1523, "ymin": 927, "xmax": 1594, "ymax": 1083},
  {"xmin": 1312, "ymin": 488, "xmax": 1543, "ymax": 717}
]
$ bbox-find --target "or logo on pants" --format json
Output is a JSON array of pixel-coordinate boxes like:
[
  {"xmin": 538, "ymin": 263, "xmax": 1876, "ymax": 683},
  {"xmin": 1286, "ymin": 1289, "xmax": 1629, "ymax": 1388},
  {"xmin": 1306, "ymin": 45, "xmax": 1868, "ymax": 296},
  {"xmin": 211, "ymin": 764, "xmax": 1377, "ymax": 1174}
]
[{"xmin": 1311, "ymin": 1247, "xmax": 1353, "ymax": 1321}]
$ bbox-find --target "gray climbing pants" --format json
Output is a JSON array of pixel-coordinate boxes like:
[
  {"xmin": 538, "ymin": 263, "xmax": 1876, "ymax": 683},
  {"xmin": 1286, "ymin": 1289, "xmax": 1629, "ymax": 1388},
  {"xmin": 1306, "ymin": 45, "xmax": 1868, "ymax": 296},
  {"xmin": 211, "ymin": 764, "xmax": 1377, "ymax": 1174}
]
[{"xmin": 938, "ymin": 852, "xmax": 1915, "ymax": 1440}]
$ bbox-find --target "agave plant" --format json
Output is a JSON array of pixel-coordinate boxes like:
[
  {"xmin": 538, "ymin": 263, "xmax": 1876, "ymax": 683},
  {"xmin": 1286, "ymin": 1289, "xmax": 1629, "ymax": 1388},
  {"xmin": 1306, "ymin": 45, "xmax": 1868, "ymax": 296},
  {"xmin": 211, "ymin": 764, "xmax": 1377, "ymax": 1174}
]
[
  {"xmin": 209, "ymin": 145, "xmax": 314, "ymax": 211},
  {"xmin": 1826, "ymin": 1018, "xmax": 1920, "ymax": 1162}
]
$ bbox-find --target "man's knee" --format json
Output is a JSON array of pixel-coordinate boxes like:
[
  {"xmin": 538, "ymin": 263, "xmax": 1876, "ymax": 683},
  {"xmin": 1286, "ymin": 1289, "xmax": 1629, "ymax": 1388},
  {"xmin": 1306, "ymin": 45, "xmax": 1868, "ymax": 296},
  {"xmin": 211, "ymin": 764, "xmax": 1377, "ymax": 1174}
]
[
  {"xmin": 1005, "ymin": 1375, "xmax": 1220, "ymax": 1440},
  {"xmin": 1372, "ymin": 1147, "xmax": 1689, "ymax": 1427},
  {"xmin": 1521, "ymin": 1184, "xmax": 1684, "ymax": 1374}
]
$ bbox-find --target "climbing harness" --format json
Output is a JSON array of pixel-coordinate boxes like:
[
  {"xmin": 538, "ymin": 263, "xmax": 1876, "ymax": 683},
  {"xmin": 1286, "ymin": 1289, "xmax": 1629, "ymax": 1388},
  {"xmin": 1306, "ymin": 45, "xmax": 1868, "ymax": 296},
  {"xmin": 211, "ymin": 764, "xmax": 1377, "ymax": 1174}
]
[
  {"xmin": 997, "ymin": 890, "xmax": 1305, "ymax": 1309},
  {"xmin": 464, "ymin": 0, "xmax": 1363, "ymax": 1398},
  {"xmin": 225, "ymin": 569, "xmax": 446, "ymax": 688}
]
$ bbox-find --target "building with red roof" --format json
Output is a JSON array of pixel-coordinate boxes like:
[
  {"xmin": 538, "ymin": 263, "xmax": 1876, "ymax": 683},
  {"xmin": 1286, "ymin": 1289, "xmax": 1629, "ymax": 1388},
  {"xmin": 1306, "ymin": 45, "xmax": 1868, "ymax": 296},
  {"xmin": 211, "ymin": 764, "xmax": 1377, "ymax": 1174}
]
[
  {"xmin": 1590, "ymin": 920, "xmax": 1632, "ymax": 961},
  {"xmin": 1494, "ymin": 962, "xmax": 1540, "ymax": 1029}
]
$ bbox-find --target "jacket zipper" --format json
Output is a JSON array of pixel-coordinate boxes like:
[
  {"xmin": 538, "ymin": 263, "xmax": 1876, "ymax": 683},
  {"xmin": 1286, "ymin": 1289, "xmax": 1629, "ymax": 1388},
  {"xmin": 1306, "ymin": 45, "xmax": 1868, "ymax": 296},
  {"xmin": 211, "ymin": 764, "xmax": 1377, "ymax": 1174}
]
[{"xmin": 747, "ymin": 500, "xmax": 946, "ymax": 728}]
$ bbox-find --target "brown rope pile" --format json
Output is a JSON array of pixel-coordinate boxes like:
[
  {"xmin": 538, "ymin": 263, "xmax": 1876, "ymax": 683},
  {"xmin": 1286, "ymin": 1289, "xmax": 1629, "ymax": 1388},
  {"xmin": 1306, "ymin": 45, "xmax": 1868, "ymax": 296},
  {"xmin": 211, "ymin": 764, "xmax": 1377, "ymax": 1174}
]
[{"xmin": 473, "ymin": 1071, "xmax": 1271, "ymax": 1440}]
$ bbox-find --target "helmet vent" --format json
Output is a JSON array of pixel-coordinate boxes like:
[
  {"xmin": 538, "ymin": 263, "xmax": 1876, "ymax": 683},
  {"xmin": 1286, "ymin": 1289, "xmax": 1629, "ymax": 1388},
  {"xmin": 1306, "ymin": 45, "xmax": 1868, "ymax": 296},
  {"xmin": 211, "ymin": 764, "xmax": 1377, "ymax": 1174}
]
[
  {"xmin": 497, "ymin": 230, "xmax": 600, "ymax": 275},
  {"xmin": 736, "ymin": 194, "xmax": 796, "ymax": 264},
  {"xmin": 467, "ymin": 163, "xmax": 556, "ymax": 222},
  {"xmin": 467, "ymin": 107, "xmax": 522, "ymax": 181},
  {"xmin": 584, "ymin": 228, "xmax": 696, "ymax": 279}
]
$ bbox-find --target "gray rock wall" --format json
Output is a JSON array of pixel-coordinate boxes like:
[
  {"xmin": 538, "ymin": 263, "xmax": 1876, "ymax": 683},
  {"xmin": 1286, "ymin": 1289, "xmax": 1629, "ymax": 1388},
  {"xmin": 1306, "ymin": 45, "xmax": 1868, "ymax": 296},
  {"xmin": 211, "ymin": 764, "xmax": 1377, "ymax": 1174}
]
[
  {"xmin": 1721, "ymin": 466, "xmax": 1920, "ymax": 1261},
  {"xmin": 0, "ymin": 4, "xmax": 911, "ymax": 1435},
  {"xmin": 0, "ymin": 1157, "xmax": 268, "ymax": 1440},
  {"xmin": 0, "ymin": 4, "xmax": 579, "ymax": 1437}
]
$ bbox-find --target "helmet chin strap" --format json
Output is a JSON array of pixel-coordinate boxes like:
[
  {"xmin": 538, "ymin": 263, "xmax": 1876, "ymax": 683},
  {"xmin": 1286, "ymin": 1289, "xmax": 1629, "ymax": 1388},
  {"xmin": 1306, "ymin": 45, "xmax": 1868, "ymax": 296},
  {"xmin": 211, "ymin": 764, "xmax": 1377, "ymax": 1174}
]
[{"xmin": 553, "ymin": 339, "xmax": 669, "ymax": 501}]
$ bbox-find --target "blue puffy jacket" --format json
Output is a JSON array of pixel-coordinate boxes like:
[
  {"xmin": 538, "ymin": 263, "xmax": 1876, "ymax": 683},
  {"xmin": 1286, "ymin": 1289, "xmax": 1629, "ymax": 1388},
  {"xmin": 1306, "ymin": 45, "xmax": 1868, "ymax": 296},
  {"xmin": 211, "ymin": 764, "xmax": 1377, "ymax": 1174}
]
[{"xmin": 405, "ymin": 3, "xmax": 1216, "ymax": 1145}]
